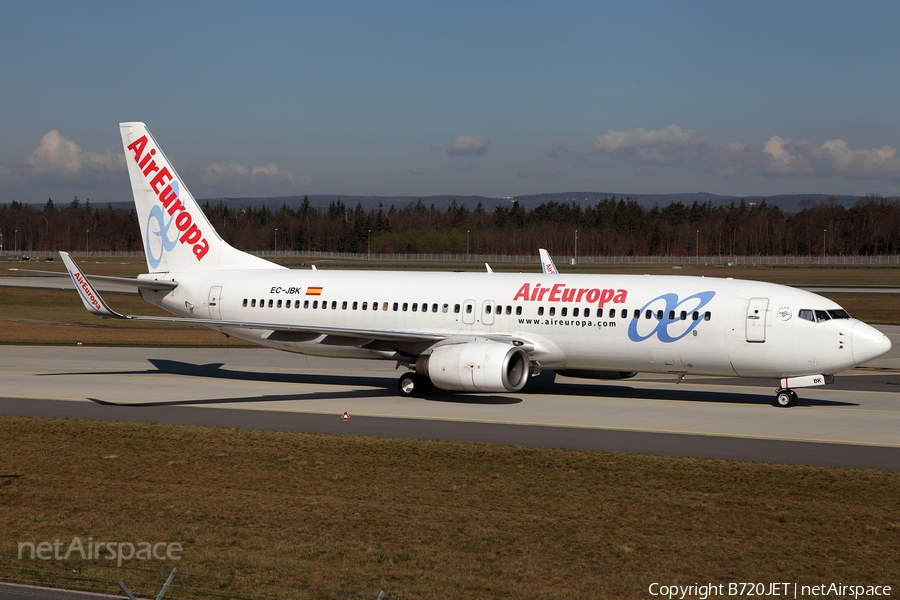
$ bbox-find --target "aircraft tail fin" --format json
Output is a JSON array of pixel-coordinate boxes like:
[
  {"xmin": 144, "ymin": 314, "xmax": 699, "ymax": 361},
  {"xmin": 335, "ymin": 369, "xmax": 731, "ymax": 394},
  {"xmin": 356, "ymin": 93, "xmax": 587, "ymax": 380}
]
[
  {"xmin": 119, "ymin": 122, "xmax": 283, "ymax": 274},
  {"xmin": 539, "ymin": 248, "xmax": 559, "ymax": 274}
]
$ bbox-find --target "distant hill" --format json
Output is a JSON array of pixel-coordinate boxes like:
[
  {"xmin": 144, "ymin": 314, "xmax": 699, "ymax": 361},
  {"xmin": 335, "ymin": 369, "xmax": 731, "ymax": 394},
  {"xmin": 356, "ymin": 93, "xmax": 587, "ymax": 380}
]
[
  {"xmin": 23, "ymin": 193, "xmax": 887, "ymax": 214},
  {"xmin": 199, "ymin": 192, "xmax": 877, "ymax": 213}
]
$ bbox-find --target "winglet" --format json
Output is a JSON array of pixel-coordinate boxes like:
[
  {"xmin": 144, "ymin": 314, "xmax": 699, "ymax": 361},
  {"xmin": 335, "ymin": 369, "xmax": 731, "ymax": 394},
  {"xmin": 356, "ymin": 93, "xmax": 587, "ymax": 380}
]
[
  {"xmin": 59, "ymin": 252, "xmax": 126, "ymax": 318},
  {"xmin": 539, "ymin": 249, "xmax": 558, "ymax": 274},
  {"xmin": 485, "ymin": 263, "xmax": 493, "ymax": 273}
]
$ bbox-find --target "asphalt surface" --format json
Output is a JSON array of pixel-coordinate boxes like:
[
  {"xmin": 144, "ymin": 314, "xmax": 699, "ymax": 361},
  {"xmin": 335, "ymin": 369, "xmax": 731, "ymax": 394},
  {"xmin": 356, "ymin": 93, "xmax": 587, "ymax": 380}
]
[{"xmin": 1, "ymin": 328, "xmax": 899, "ymax": 470}]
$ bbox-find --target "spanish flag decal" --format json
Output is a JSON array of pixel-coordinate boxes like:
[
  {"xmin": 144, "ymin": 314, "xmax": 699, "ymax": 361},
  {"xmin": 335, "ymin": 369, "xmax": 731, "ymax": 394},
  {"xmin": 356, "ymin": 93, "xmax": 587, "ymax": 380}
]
[{"xmin": 306, "ymin": 287, "xmax": 323, "ymax": 296}]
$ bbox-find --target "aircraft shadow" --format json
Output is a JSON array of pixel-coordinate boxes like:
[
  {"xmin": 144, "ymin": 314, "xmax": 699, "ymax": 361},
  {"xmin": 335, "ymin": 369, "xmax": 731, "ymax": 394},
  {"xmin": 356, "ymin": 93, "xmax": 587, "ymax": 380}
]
[{"xmin": 55, "ymin": 358, "xmax": 855, "ymax": 408}]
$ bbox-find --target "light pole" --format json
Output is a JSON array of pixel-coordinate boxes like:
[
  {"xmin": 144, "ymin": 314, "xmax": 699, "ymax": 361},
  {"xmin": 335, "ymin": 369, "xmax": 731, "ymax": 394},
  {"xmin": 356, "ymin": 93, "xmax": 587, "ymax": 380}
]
[
  {"xmin": 0, "ymin": 231, "xmax": 3, "ymax": 256},
  {"xmin": 367, "ymin": 229, "xmax": 371, "ymax": 261},
  {"xmin": 574, "ymin": 229, "xmax": 578, "ymax": 265},
  {"xmin": 86, "ymin": 230, "xmax": 89, "ymax": 256},
  {"xmin": 695, "ymin": 229, "xmax": 699, "ymax": 265},
  {"xmin": 15, "ymin": 229, "xmax": 18, "ymax": 256},
  {"xmin": 823, "ymin": 229, "xmax": 826, "ymax": 264},
  {"xmin": 274, "ymin": 228, "xmax": 278, "ymax": 258},
  {"xmin": 466, "ymin": 230, "xmax": 470, "ymax": 262}
]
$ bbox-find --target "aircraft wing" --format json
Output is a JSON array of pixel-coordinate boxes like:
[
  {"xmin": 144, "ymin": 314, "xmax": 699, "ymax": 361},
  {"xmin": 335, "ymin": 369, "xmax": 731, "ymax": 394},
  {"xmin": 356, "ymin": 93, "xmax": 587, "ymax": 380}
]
[{"xmin": 60, "ymin": 252, "xmax": 447, "ymax": 344}]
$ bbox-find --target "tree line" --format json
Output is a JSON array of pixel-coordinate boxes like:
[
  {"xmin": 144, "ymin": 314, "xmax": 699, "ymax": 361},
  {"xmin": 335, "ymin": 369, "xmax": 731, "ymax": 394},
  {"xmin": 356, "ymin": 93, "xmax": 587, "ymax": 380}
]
[{"xmin": 2, "ymin": 194, "xmax": 899, "ymax": 257}]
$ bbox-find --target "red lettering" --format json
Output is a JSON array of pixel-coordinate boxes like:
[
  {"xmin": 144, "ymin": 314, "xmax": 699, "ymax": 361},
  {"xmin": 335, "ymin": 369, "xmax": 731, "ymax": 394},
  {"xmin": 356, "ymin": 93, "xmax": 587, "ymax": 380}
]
[
  {"xmin": 513, "ymin": 283, "xmax": 530, "ymax": 302},
  {"xmin": 158, "ymin": 185, "xmax": 177, "ymax": 207},
  {"xmin": 179, "ymin": 224, "xmax": 202, "ymax": 245},
  {"xmin": 193, "ymin": 239, "xmax": 209, "ymax": 260},
  {"xmin": 138, "ymin": 147, "xmax": 157, "ymax": 169},
  {"xmin": 175, "ymin": 211, "xmax": 192, "ymax": 231},
  {"xmin": 576, "ymin": 288, "xmax": 588, "ymax": 302},
  {"xmin": 598, "ymin": 289, "xmax": 614, "ymax": 307},
  {"xmin": 538, "ymin": 287, "xmax": 551, "ymax": 301},
  {"xmin": 586, "ymin": 289, "xmax": 600, "ymax": 303},
  {"xmin": 127, "ymin": 136, "xmax": 148, "ymax": 162},
  {"xmin": 613, "ymin": 289, "xmax": 627, "ymax": 303},
  {"xmin": 142, "ymin": 159, "xmax": 160, "ymax": 177},
  {"xmin": 166, "ymin": 199, "xmax": 185, "ymax": 216},
  {"xmin": 530, "ymin": 285, "xmax": 541, "ymax": 301},
  {"xmin": 549, "ymin": 283, "xmax": 565, "ymax": 302},
  {"xmin": 150, "ymin": 167, "xmax": 172, "ymax": 194},
  {"xmin": 561, "ymin": 288, "xmax": 576, "ymax": 302}
]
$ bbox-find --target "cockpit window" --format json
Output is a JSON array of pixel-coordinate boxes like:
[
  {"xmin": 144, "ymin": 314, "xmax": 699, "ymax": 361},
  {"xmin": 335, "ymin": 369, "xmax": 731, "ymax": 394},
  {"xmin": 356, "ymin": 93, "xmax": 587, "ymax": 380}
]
[
  {"xmin": 799, "ymin": 309, "xmax": 814, "ymax": 322},
  {"xmin": 827, "ymin": 309, "xmax": 851, "ymax": 319},
  {"xmin": 814, "ymin": 310, "xmax": 831, "ymax": 322}
]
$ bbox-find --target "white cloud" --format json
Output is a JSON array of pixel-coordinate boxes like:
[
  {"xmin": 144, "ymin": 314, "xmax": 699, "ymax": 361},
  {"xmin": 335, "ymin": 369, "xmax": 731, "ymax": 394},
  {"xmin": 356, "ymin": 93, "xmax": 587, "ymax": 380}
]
[
  {"xmin": 447, "ymin": 135, "xmax": 490, "ymax": 156},
  {"xmin": 550, "ymin": 124, "xmax": 900, "ymax": 180},
  {"xmin": 196, "ymin": 162, "xmax": 315, "ymax": 195},
  {"xmin": 25, "ymin": 130, "xmax": 122, "ymax": 177}
]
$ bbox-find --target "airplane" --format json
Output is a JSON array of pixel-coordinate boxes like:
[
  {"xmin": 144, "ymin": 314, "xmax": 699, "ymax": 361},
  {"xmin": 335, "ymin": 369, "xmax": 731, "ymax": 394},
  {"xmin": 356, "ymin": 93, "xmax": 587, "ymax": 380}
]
[{"xmin": 59, "ymin": 122, "xmax": 891, "ymax": 408}]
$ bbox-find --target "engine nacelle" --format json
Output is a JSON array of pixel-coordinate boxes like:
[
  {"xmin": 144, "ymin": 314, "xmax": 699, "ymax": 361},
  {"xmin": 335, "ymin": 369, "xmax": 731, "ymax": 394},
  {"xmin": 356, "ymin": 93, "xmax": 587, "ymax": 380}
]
[
  {"xmin": 555, "ymin": 370, "xmax": 637, "ymax": 380},
  {"xmin": 416, "ymin": 341, "xmax": 530, "ymax": 392}
]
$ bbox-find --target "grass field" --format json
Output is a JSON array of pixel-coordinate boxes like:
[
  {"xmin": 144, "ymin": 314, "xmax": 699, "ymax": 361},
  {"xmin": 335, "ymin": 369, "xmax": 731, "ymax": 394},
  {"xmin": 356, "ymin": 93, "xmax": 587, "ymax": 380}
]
[
  {"xmin": 2, "ymin": 259, "xmax": 899, "ymax": 598},
  {"xmin": 1, "ymin": 418, "xmax": 898, "ymax": 599}
]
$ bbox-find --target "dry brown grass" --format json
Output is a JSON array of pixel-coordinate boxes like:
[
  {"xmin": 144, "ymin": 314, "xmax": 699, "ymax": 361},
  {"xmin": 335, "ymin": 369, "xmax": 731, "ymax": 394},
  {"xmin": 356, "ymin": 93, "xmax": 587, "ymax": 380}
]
[{"xmin": 1, "ymin": 418, "xmax": 899, "ymax": 599}]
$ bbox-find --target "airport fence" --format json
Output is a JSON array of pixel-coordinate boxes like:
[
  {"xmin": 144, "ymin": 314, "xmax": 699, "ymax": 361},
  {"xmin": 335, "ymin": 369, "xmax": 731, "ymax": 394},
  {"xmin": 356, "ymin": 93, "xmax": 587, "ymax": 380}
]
[
  {"xmin": 0, "ymin": 552, "xmax": 392, "ymax": 600},
  {"xmin": 4, "ymin": 249, "xmax": 900, "ymax": 266}
]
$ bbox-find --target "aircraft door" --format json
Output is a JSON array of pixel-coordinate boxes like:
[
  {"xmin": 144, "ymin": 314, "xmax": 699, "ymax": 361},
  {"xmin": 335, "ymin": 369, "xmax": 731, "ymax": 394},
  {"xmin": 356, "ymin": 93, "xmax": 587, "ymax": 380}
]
[
  {"xmin": 208, "ymin": 285, "xmax": 223, "ymax": 320},
  {"xmin": 482, "ymin": 301, "xmax": 495, "ymax": 325},
  {"xmin": 746, "ymin": 297, "xmax": 769, "ymax": 343},
  {"xmin": 462, "ymin": 299, "xmax": 476, "ymax": 324}
]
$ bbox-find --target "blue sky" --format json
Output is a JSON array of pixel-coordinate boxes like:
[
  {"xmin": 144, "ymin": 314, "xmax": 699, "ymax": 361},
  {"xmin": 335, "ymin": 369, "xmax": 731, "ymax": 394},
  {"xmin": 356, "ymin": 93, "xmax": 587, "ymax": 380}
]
[{"xmin": 2, "ymin": 1, "xmax": 900, "ymax": 204}]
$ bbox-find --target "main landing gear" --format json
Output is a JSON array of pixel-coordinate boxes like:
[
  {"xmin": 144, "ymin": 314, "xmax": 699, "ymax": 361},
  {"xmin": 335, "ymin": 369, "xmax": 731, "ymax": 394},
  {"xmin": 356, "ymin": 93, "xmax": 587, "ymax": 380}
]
[
  {"xmin": 398, "ymin": 372, "xmax": 434, "ymax": 398},
  {"xmin": 774, "ymin": 388, "xmax": 798, "ymax": 408}
]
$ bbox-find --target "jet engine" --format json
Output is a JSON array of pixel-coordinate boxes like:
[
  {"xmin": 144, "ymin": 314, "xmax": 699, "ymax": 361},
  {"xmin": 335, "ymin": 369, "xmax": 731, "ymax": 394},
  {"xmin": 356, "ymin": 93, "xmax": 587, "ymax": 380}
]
[{"xmin": 416, "ymin": 341, "xmax": 530, "ymax": 392}]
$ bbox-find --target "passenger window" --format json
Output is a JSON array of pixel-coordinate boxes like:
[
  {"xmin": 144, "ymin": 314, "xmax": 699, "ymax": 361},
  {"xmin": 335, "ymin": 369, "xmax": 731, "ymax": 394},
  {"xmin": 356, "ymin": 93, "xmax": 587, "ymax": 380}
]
[
  {"xmin": 668, "ymin": 310, "xmax": 674, "ymax": 320},
  {"xmin": 505, "ymin": 306, "xmax": 511, "ymax": 315},
  {"xmin": 442, "ymin": 304, "xmax": 448, "ymax": 313},
  {"xmin": 412, "ymin": 303, "xmax": 418, "ymax": 312},
  {"xmin": 549, "ymin": 307, "xmax": 556, "ymax": 316},
  {"xmin": 362, "ymin": 302, "xmax": 367, "ymax": 310},
  {"xmin": 538, "ymin": 307, "xmax": 544, "ymax": 316},
  {"xmin": 372, "ymin": 302, "xmax": 377, "ymax": 311},
  {"xmin": 561, "ymin": 307, "xmax": 567, "ymax": 317},
  {"xmin": 704, "ymin": 311, "xmax": 711, "ymax": 321},
  {"xmin": 484, "ymin": 305, "xmax": 491, "ymax": 314},
  {"xmin": 331, "ymin": 301, "xmax": 337, "ymax": 310},
  {"xmin": 680, "ymin": 310, "xmax": 687, "ymax": 321},
  {"xmin": 645, "ymin": 310, "xmax": 652, "ymax": 319},
  {"xmin": 352, "ymin": 301, "xmax": 358, "ymax": 310},
  {"xmin": 516, "ymin": 306, "xmax": 522, "ymax": 315},
  {"xmin": 342, "ymin": 301, "xmax": 348, "ymax": 310},
  {"xmin": 586, "ymin": 308, "xmax": 591, "ymax": 318},
  {"xmin": 656, "ymin": 310, "xmax": 663, "ymax": 320},
  {"xmin": 692, "ymin": 311, "xmax": 699, "ymax": 321},
  {"xmin": 433, "ymin": 303, "xmax": 439, "ymax": 313},
  {"xmin": 242, "ymin": 299, "xmax": 248, "ymax": 307},
  {"xmin": 313, "ymin": 300, "xmax": 318, "ymax": 309},
  {"xmin": 620, "ymin": 309, "xmax": 627, "ymax": 318},
  {"xmin": 277, "ymin": 300, "xmax": 283, "ymax": 308},
  {"xmin": 251, "ymin": 299, "xmax": 256, "ymax": 307},
  {"xmin": 304, "ymin": 300, "xmax": 309, "ymax": 309},
  {"xmin": 383, "ymin": 302, "xmax": 388, "ymax": 311},
  {"xmin": 572, "ymin": 308, "xmax": 579, "ymax": 317},
  {"xmin": 453, "ymin": 304, "xmax": 460, "ymax": 314},
  {"xmin": 268, "ymin": 299, "xmax": 273, "ymax": 308},
  {"xmin": 322, "ymin": 302, "xmax": 327, "ymax": 310},
  {"xmin": 635, "ymin": 309, "xmax": 641, "ymax": 319},
  {"xmin": 393, "ymin": 302, "xmax": 399, "ymax": 311},
  {"xmin": 465, "ymin": 304, "xmax": 473, "ymax": 314}
]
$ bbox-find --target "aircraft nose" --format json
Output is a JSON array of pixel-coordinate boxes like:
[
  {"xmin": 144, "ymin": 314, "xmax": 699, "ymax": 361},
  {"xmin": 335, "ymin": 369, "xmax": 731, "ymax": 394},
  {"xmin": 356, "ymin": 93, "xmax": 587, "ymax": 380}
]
[{"xmin": 851, "ymin": 322, "xmax": 892, "ymax": 364}]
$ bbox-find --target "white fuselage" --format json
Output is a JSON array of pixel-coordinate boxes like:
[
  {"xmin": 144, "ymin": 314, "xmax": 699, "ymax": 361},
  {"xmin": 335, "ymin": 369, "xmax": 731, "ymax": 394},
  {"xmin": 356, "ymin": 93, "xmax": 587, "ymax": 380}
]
[{"xmin": 138, "ymin": 269, "xmax": 889, "ymax": 379}]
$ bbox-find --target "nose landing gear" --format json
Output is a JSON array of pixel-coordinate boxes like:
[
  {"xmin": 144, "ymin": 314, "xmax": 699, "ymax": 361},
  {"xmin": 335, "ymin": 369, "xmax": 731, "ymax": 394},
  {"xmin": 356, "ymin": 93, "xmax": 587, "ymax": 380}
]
[{"xmin": 775, "ymin": 389, "xmax": 798, "ymax": 408}]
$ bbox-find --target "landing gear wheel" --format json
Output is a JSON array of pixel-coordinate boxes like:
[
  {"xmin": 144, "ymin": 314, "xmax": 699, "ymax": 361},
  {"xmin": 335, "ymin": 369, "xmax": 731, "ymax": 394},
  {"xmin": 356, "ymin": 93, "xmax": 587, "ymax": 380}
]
[
  {"xmin": 398, "ymin": 372, "xmax": 434, "ymax": 398},
  {"xmin": 775, "ymin": 389, "xmax": 798, "ymax": 408}
]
